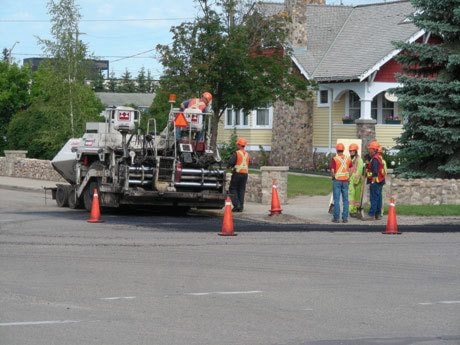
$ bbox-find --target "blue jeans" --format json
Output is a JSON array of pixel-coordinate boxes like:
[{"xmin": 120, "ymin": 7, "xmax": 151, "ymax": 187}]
[
  {"xmin": 333, "ymin": 179, "xmax": 349, "ymax": 221},
  {"xmin": 369, "ymin": 182, "xmax": 383, "ymax": 217}
]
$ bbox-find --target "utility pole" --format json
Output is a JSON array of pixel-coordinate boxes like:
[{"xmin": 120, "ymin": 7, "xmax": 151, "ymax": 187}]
[{"xmin": 8, "ymin": 41, "xmax": 19, "ymax": 64}]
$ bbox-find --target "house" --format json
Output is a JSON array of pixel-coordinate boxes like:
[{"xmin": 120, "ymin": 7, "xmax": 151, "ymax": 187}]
[
  {"xmin": 217, "ymin": 0, "xmax": 428, "ymax": 169},
  {"xmin": 95, "ymin": 92, "xmax": 155, "ymax": 113}
]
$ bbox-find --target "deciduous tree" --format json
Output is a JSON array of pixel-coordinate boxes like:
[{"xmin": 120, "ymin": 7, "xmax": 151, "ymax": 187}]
[{"xmin": 155, "ymin": 0, "xmax": 312, "ymax": 149}]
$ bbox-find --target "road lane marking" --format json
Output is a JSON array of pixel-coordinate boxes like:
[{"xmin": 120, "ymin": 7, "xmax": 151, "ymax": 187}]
[
  {"xmin": 0, "ymin": 320, "xmax": 81, "ymax": 326},
  {"xmin": 100, "ymin": 296, "xmax": 136, "ymax": 300},
  {"xmin": 185, "ymin": 290, "xmax": 263, "ymax": 296},
  {"xmin": 419, "ymin": 300, "xmax": 460, "ymax": 305}
]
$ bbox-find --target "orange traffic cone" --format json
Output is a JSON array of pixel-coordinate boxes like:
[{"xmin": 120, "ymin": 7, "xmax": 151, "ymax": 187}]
[
  {"xmin": 382, "ymin": 197, "xmax": 400, "ymax": 234},
  {"xmin": 269, "ymin": 180, "xmax": 282, "ymax": 216},
  {"xmin": 219, "ymin": 196, "xmax": 237, "ymax": 236},
  {"xmin": 87, "ymin": 188, "xmax": 103, "ymax": 223}
]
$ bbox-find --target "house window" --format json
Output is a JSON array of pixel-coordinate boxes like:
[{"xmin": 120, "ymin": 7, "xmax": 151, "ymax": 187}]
[
  {"xmin": 225, "ymin": 108, "xmax": 250, "ymax": 128},
  {"xmin": 348, "ymin": 91, "xmax": 361, "ymax": 119},
  {"xmin": 224, "ymin": 105, "xmax": 273, "ymax": 129},
  {"xmin": 382, "ymin": 97, "xmax": 395, "ymax": 120},
  {"xmin": 317, "ymin": 89, "xmax": 330, "ymax": 107},
  {"xmin": 256, "ymin": 108, "xmax": 269, "ymax": 126}
]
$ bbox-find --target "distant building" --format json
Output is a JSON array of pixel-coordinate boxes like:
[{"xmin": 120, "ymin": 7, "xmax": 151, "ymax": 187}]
[
  {"xmin": 95, "ymin": 92, "xmax": 155, "ymax": 112},
  {"xmin": 23, "ymin": 58, "xmax": 109, "ymax": 78}
]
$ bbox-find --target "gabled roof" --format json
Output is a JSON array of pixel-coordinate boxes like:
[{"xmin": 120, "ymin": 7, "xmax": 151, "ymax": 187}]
[
  {"xmin": 258, "ymin": 1, "xmax": 421, "ymax": 82},
  {"xmin": 96, "ymin": 92, "xmax": 155, "ymax": 108}
]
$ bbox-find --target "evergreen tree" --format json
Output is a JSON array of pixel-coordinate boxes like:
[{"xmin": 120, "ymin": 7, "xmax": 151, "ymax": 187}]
[
  {"xmin": 92, "ymin": 70, "xmax": 105, "ymax": 92},
  {"xmin": 136, "ymin": 67, "xmax": 148, "ymax": 93},
  {"xmin": 107, "ymin": 70, "xmax": 118, "ymax": 92},
  {"xmin": 146, "ymin": 70, "xmax": 155, "ymax": 93},
  {"xmin": 118, "ymin": 69, "xmax": 136, "ymax": 93},
  {"xmin": 394, "ymin": 0, "xmax": 460, "ymax": 178}
]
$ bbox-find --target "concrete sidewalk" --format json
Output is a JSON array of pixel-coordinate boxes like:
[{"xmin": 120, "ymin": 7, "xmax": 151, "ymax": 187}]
[{"xmin": 1, "ymin": 176, "xmax": 459, "ymax": 226}]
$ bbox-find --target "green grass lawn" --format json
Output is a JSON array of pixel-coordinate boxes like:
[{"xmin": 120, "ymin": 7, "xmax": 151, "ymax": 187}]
[
  {"xmin": 287, "ymin": 173, "xmax": 460, "ymax": 216},
  {"xmin": 287, "ymin": 174, "xmax": 331, "ymax": 197}
]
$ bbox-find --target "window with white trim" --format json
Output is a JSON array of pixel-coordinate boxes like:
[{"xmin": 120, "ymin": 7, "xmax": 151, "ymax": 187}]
[
  {"xmin": 348, "ymin": 91, "xmax": 361, "ymax": 120},
  {"xmin": 226, "ymin": 108, "xmax": 249, "ymax": 128},
  {"xmin": 224, "ymin": 105, "xmax": 273, "ymax": 129},
  {"xmin": 317, "ymin": 89, "xmax": 330, "ymax": 107}
]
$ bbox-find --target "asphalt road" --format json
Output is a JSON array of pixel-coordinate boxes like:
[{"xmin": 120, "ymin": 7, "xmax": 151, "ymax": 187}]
[{"xmin": 1, "ymin": 188, "xmax": 459, "ymax": 345}]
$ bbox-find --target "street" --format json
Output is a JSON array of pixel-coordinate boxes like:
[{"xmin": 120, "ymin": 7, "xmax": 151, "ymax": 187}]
[{"xmin": 1, "ymin": 188, "xmax": 459, "ymax": 345}]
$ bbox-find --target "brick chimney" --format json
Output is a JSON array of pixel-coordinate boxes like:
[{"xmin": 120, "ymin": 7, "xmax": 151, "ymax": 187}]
[{"xmin": 285, "ymin": 0, "xmax": 325, "ymax": 46}]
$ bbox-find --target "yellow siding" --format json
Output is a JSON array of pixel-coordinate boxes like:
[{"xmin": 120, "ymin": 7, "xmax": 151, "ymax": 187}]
[
  {"xmin": 376, "ymin": 125, "xmax": 403, "ymax": 148},
  {"xmin": 313, "ymin": 94, "xmax": 347, "ymax": 147},
  {"xmin": 216, "ymin": 118, "xmax": 272, "ymax": 147}
]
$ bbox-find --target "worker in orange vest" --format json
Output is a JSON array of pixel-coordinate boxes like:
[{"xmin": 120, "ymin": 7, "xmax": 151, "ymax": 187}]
[
  {"xmin": 362, "ymin": 141, "xmax": 386, "ymax": 221},
  {"xmin": 176, "ymin": 92, "xmax": 212, "ymax": 140},
  {"xmin": 330, "ymin": 143, "xmax": 352, "ymax": 223},
  {"xmin": 227, "ymin": 137, "xmax": 251, "ymax": 212}
]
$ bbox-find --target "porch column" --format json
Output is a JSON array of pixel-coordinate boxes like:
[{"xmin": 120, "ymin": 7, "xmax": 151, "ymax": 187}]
[{"xmin": 360, "ymin": 99, "xmax": 373, "ymax": 120}]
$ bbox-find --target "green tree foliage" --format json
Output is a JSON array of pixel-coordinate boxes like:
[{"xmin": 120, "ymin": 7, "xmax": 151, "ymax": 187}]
[
  {"xmin": 394, "ymin": 0, "xmax": 460, "ymax": 178},
  {"xmin": 136, "ymin": 67, "xmax": 148, "ymax": 93},
  {"xmin": 8, "ymin": 66, "xmax": 102, "ymax": 159},
  {"xmin": 155, "ymin": 0, "xmax": 312, "ymax": 149},
  {"xmin": 107, "ymin": 70, "xmax": 118, "ymax": 92},
  {"xmin": 6, "ymin": 0, "xmax": 103, "ymax": 159},
  {"xmin": 118, "ymin": 69, "xmax": 136, "ymax": 93},
  {"xmin": 0, "ymin": 62, "xmax": 31, "ymax": 155},
  {"xmin": 92, "ymin": 70, "xmax": 106, "ymax": 92}
]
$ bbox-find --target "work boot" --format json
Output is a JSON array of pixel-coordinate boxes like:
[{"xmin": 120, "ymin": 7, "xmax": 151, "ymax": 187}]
[
  {"xmin": 331, "ymin": 218, "xmax": 340, "ymax": 223},
  {"xmin": 342, "ymin": 219, "xmax": 348, "ymax": 223},
  {"xmin": 362, "ymin": 216, "xmax": 376, "ymax": 221}
]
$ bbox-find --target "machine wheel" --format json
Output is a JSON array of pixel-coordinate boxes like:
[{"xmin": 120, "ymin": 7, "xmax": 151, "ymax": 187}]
[
  {"xmin": 55, "ymin": 185, "xmax": 69, "ymax": 207},
  {"xmin": 68, "ymin": 187, "xmax": 80, "ymax": 209},
  {"xmin": 83, "ymin": 180, "xmax": 100, "ymax": 211}
]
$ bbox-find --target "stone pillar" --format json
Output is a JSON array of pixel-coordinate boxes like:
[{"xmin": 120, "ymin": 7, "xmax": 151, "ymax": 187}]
[
  {"xmin": 4, "ymin": 150, "xmax": 28, "ymax": 177},
  {"xmin": 271, "ymin": 99, "xmax": 314, "ymax": 170},
  {"xmin": 260, "ymin": 166, "xmax": 289, "ymax": 204},
  {"xmin": 355, "ymin": 119, "xmax": 376, "ymax": 151}
]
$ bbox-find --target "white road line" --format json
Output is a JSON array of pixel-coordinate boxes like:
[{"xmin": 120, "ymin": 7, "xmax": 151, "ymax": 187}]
[
  {"xmin": 185, "ymin": 290, "xmax": 263, "ymax": 296},
  {"xmin": 0, "ymin": 320, "xmax": 81, "ymax": 327},
  {"xmin": 419, "ymin": 300, "xmax": 460, "ymax": 306},
  {"xmin": 100, "ymin": 296, "xmax": 136, "ymax": 300}
]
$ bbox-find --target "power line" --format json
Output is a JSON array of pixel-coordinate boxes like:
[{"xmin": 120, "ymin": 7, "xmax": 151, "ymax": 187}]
[{"xmin": 0, "ymin": 17, "xmax": 194, "ymax": 23}]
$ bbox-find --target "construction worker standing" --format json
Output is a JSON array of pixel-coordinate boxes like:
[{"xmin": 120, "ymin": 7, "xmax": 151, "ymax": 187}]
[
  {"xmin": 363, "ymin": 141, "xmax": 386, "ymax": 221},
  {"xmin": 227, "ymin": 138, "xmax": 250, "ymax": 212},
  {"xmin": 330, "ymin": 143, "xmax": 352, "ymax": 223},
  {"xmin": 348, "ymin": 143, "xmax": 364, "ymax": 217}
]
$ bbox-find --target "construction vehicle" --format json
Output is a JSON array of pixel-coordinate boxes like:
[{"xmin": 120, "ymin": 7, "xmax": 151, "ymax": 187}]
[{"xmin": 50, "ymin": 96, "xmax": 227, "ymax": 212}]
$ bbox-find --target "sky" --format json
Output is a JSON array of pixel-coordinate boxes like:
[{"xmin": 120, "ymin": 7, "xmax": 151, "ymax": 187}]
[{"xmin": 1, "ymin": 0, "xmax": 390, "ymax": 79}]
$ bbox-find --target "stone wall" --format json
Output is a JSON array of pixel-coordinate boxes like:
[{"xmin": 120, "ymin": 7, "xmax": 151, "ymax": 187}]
[
  {"xmin": 270, "ymin": 99, "xmax": 314, "ymax": 170},
  {"xmin": 385, "ymin": 173, "xmax": 460, "ymax": 205},
  {"xmin": 0, "ymin": 151, "xmax": 66, "ymax": 182}
]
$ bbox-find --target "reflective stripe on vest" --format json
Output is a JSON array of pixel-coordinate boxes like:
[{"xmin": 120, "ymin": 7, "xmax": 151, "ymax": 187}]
[
  {"xmin": 366, "ymin": 154, "xmax": 386, "ymax": 183},
  {"xmin": 333, "ymin": 155, "xmax": 350, "ymax": 181},
  {"xmin": 235, "ymin": 150, "xmax": 249, "ymax": 174},
  {"xmin": 188, "ymin": 98, "xmax": 207, "ymax": 111}
]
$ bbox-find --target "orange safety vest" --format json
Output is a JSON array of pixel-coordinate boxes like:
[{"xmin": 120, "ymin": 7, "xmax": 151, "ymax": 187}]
[
  {"xmin": 186, "ymin": 98, "xmax": 207, "ymax": 112},
  {"xmin": 234, "ymin": 150, "xmax": 250, "ymax": 174},
  {"xmin": 366, "ymin": 154, "xmax": 386, "ymax": 183},
  {"xmin": 333, "ymin": 154, "xmax": 351, "ymax": 181}
]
